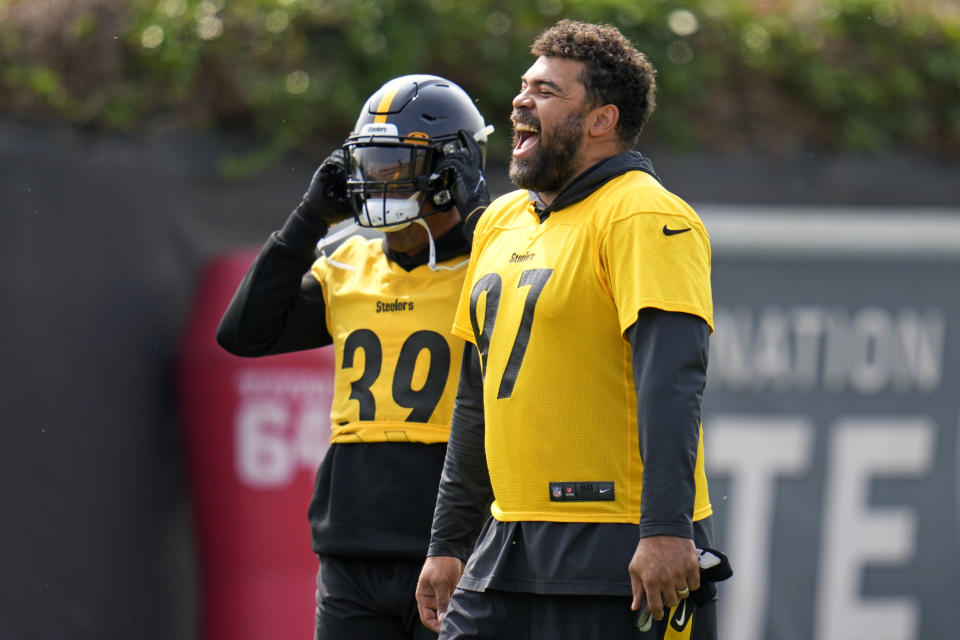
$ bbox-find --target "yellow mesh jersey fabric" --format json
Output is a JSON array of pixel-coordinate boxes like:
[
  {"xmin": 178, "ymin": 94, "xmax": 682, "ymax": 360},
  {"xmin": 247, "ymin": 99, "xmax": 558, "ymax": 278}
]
[
  {"xmin": 452, "ymin": 171, "xmax": 713, "ymax": 523},
  {"xmin": 311, "ymin": 235, "xmax": 467, "ymax": 444}
]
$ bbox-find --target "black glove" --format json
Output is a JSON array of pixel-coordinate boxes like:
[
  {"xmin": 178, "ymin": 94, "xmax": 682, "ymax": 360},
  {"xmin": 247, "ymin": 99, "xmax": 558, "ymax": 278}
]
[
  {"xmin": 689, "ymin": 546, "xmax": 733, "ymax": 607},
  {"xmin": 295, "ymin": 149, "xmax": 354, "ymax": 228},
  {"xmin": 428, "ymin": 130, "xmax": 490, "ymax": 244},
  {"xmin": 278, "ymin": 149, "xmax": 353, "ymax": 254}
]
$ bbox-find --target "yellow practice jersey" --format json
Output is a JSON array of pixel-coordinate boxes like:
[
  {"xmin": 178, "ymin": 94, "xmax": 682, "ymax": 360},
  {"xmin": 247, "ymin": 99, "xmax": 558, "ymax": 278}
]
[
  {"xmin": 312, "ymin": 235, "xmax": 467, "ymax": 444},
  {"xmin": 452, "ymin": 170, "xmax": 713, "ymax": 523}
]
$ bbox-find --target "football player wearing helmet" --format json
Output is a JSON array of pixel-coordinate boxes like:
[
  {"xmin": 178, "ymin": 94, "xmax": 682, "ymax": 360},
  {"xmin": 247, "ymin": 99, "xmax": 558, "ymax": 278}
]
[{"xmin": 217, "ymin": 74, "xmax": 492, "ymax": 640}]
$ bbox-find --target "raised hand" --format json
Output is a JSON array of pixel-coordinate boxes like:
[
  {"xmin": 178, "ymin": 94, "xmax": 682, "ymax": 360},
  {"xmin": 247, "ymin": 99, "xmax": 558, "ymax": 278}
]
[{"xmin": 296, "ymin": 148, "xmax": 354, "ymax": 226}]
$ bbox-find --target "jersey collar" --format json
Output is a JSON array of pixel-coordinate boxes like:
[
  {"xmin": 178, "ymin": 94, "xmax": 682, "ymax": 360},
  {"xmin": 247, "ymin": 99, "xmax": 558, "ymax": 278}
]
[{"xmin": 531, "ymin": 150, "xmax": 662, "ymax": 223}]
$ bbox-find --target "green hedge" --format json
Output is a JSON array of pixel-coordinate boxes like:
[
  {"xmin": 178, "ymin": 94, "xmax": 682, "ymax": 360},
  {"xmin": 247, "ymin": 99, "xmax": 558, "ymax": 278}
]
[{"xmin": 2, "ymin": 0, "xmax": 958, "ymax": 175}]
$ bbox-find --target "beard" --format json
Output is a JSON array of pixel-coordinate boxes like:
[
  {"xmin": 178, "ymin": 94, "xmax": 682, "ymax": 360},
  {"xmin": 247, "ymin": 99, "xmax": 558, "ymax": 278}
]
[{"xmin": 509, "ymin": 110, "xmax": 586, "ymax": 194}]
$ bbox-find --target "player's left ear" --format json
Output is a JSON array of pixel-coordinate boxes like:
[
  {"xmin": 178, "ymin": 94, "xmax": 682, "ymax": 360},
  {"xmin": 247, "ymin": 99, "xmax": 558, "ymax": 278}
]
[{"xmin": 587, "ymin": 104, "xmax": 619, "ymax": 138}]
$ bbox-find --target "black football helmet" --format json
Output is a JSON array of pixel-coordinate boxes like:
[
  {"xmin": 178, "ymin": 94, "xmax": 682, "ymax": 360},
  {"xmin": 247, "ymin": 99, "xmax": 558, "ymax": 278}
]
[{"xmin": 343, "ymin": 74, "xmax": 491, "ymax": 229}]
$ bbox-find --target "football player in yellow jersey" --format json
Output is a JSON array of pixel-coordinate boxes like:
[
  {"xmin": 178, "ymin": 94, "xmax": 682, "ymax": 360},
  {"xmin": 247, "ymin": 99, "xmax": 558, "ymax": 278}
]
[
  {"xmin": 416, "ymin": 21, "xmax": 730, "ymax": 640},
  {"xmin": 217, "ymin": 75, "xmax": 493, "ymax": 640}
]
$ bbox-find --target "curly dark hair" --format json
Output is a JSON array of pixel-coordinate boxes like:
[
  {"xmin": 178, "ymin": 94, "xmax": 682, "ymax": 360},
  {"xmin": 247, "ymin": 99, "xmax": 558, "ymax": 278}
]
[{"xmin": 531, "ymin": 20, "xmax": 656, "ymax": 147}]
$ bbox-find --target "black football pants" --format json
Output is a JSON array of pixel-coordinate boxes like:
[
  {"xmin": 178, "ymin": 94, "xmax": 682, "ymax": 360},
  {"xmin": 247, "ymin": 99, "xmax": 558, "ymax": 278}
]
[
  {"xmin": 439, "ymin": 587, "xmax": 717, "ymax": 640},
  {"xmin": 314, "ymin": 555, "xmax": 437, "ymax": 640}
]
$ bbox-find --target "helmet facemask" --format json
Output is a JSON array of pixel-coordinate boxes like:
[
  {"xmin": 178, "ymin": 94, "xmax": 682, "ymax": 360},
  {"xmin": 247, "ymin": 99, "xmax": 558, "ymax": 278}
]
[{"xmin": 344, "ymin": 125, "xmax": 458, "ymax": 231}]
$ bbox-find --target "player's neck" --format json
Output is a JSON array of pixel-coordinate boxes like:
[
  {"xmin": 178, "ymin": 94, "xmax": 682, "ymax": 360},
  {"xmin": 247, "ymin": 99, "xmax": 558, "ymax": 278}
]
[
  {"xmin": 538, "ymin": 140, "xmax": 628, "ymax": 207},
  {"xmin": 384, "ymin": 210, "xmax": 461, "ymax": 255}
]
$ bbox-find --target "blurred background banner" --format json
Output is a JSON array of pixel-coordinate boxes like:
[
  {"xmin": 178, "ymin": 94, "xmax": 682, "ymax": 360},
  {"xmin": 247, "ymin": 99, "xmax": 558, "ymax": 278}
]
[
  {"xmin": 1, "ymin": 1, "xmax": 958, "ymax": 639},
  {"xmin": 177, "ymin": 250, "xmax": 335, "ymax": 640},
  {"xmin": 702, "ymin": 209, "xmax": 960, "ymax": 640}
]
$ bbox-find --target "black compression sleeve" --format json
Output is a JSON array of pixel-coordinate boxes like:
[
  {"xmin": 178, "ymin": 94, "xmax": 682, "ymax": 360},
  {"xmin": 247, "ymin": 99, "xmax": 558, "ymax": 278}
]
[
  {"xmin": 216, "ymin": 210, "xmax": 333, "ymax": 356},
  {"xmin": 277, "ymin": 208, "xmax": 329, "ymax": 256},
  {"xmin": 628, "ymin": 308, "xmax": 710, "ymax": 539},
  {"xmin": 427, "ymin": 344, "xmax": 494, "ymax": 561}
]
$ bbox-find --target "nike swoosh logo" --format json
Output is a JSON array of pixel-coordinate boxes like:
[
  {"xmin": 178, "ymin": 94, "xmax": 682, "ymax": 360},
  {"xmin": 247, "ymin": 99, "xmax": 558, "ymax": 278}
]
[
  {"xmin": 599, "ymin": 488, "xmax": 610, "ymax": 493},
  {"xmin": 671, "ymin": 600, "xmax": 689, "ymax": 630},
  {"xmin": 670, "ymin": 600, "xmax": 689, "ymax": 631},
  {"xmin": 663, "ymin": 225, "xmax": 692, "ymax": 236}
]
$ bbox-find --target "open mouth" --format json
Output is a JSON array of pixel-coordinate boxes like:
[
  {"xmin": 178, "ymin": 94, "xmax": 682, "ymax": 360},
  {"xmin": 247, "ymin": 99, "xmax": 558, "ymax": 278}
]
[{"xmin": 513, "ymin": 121, "xmax": 540, "ymax": 156}]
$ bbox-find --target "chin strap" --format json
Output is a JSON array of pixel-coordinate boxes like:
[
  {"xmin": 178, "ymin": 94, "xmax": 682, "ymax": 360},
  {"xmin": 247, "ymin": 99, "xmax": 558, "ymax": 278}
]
[
  {"xmin": 413, "ymin": 217, "xmax": 469, "ymax": 272},
  {"xmin": 316, "ymin": 218, "xmax": 469, "ymax": 272}
]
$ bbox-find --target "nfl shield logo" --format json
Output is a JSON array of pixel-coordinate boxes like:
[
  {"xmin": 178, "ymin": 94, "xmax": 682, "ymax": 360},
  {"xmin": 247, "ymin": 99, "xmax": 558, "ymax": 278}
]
[{"xmin": 552, "ymin": 486, "xmax": 562, "ymax": 498}]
